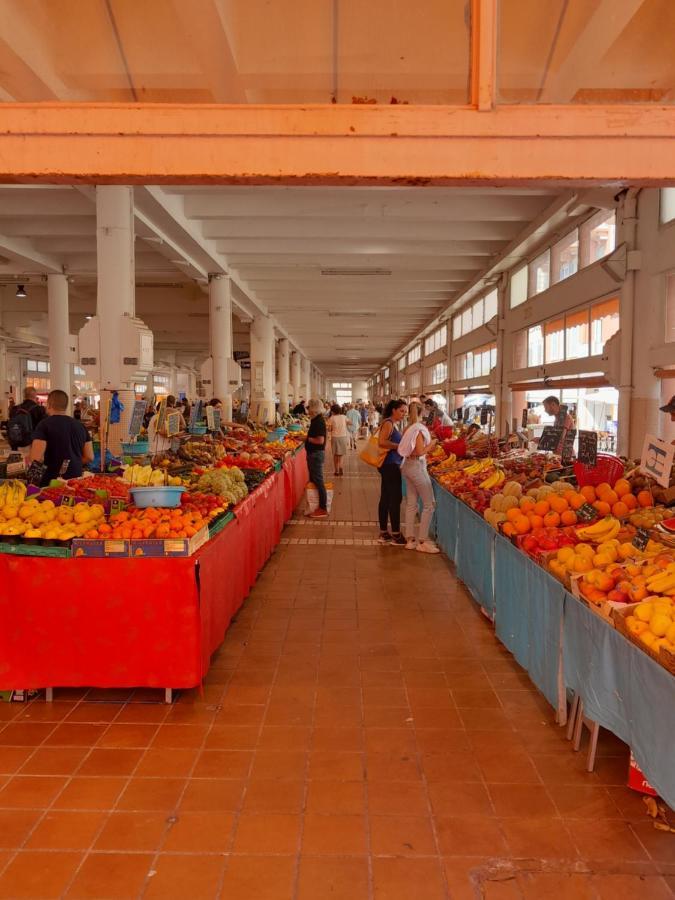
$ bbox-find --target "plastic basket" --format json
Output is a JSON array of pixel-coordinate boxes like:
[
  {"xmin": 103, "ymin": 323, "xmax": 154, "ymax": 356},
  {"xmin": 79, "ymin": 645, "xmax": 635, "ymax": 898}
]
[
  {"xmin": 573, "ymin": 453, "xmax": 625, "ymax": 488},
  {"xmin": 129, "ymin": 486, "xmax": 185, "ymax": 508}
]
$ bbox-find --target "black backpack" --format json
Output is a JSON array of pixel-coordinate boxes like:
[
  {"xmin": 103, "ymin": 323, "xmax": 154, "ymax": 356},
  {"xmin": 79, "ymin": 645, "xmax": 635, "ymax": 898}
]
[{"xmin": 7, "ymin": 409, "xmax": 33, "ymax": 449}]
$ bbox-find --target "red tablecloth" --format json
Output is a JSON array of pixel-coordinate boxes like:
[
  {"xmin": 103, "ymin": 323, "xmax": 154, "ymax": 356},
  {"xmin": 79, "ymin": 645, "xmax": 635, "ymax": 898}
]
[{"xmin": 0, "ymin": 449, "xmax": 308, "ymax": 691}]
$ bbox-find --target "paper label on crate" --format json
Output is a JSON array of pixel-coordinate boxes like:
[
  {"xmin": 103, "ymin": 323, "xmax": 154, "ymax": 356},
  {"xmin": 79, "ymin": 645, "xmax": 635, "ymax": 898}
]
[
  {"xmin": 632, "ymin": 527, "xmax": 650, "ymax": 551},
  {"xmin": 640, "ymin": 434, "xmax": 674, "ymax": 489}
]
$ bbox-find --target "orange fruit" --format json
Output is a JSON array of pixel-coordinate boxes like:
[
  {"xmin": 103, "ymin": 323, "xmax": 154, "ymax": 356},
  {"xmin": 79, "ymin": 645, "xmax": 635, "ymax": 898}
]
[
  {"xmin": 614, "ymin": 479, "xmax": 631, "ymax": 497},
  {"xmin": 549, "ymin": 495, "xmax": 569, "ymax": 514},
  {"xmin": 637, "ymin": 490, "xmax": 653, "ymax": 508},
  {"xmin": 519, "ymin": 498, "xmax": 535, "ymax": 513},
  {"xmin": 560, "ymin": 510, "xmax": 577, "ymax": 526},
  {"xmin": 593, "ymin": 500, "xmax": 611, "ymax": 516},
  {"xmin": 603, "ymin": 490, "xmax": 619, "ymax": 506},
  {"xmin": 513, "ymin": 515, "xmax": 531, "ymax": 534},
  {"xmin": 533, "ymin": 500, "xmax": 550, "ymax": 517},
  {"xmin": 506, "ymin": 507, "xmax": 522, "ymax": 523},
  {"xmin": 567, "ymin": 492, "xmax": 584, "ymax": 510},
  {"xmin": 528, "ymin": 514, "xmax": 544, "ymax": 529},
  {"xmin": 580, "ymin": 485, "xmax": 596, "ymax": 503},
  {"xmin": 612, "ymin": 501, "xmax": 629, "ymax": 519},
  {"xmin": 623, "ymin": 493, "xmax": 638, "ymax": 510},
  {"xmin": 502, "ymin": 522, "xmax": 516, "ymax": 537},
  {"xmin": 596, "ymin": 482, "xmax": 612, "ymax": 498},
  {"xmin": 543, "ymin": 511, "xmax": 560, "ymax": 528}
]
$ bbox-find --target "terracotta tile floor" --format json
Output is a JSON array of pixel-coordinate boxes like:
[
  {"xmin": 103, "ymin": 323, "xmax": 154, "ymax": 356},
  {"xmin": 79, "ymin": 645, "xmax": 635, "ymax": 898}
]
[{"xmin": 0, "ymin": 452, "xmax": 673, "ymax": 898}]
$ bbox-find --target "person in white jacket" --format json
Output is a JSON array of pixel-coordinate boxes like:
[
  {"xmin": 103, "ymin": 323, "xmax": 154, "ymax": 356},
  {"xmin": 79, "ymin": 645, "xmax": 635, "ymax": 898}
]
[{"xmin": 398, "ymin": 401, "xmax": 440, "ymax": 553}]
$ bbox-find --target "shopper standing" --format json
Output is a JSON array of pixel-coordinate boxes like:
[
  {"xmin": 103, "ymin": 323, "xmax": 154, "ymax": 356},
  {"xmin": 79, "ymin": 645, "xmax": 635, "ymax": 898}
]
[
  {"xmin": 377, "ymin": 399, "xmax": 408, "ymax": 546},
  {"xmin": 368, "ymin": 403, "xmax": 380, "ymax": 435},
  {"xmin": 29, "ymin": 389, "xmax": 94, "ymax": 486},
  {"xmin": 327, "ymin": 403, "xmax": 349, "ymax": 475},
  {"xmin": 7, "ymin": 386, "xmax": 47, "ymax": 457},
  {"xmin": 346, "ymin": 403, "xmax": 361, "ymax": 449},
  {"xmin": 399, "ymin": 401, "xmax": 440, "ymax": 553},
  {"xmin": 305, "ymin": 399, "xmax": 329, "ymax": 519}
]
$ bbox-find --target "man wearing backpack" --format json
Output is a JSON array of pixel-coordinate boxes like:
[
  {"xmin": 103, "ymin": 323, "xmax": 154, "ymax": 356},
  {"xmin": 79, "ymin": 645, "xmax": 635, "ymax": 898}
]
[{"xmin": 7, "ymin": 387, "xmax": 46, "ymax": 456}]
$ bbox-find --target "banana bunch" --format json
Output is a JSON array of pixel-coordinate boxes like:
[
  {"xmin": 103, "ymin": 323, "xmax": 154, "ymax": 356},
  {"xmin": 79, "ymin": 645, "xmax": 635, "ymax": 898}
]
[
  {"xmin": 634, "ymin": 539, "xmax": 668, "ymax": 559},
  {"xmin": 464, "ymin": 458, "xmax": 494, "ymax": 476},
  {"xmin": 435, "ymin": 453, "xmax": 457, "ymax": 471},
  {"xmin": 645, "ymin": 564, "xmax": 675, "ymax": 596},
  {"xmin": 0, "ymin": 480, "xmax": 27, "ymax": 506},
  {"xmin": 576, "ymin": 516, "xmax": 621, "ymax": 542},
  {"xmin": 479, "ymin": 469, "xmax": 505, "ymax": 489}
]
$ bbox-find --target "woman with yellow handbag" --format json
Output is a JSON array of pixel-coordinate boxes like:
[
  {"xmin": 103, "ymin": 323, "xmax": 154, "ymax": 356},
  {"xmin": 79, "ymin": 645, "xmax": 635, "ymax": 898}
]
[{"xmin": 375, "ymin": 399, "xmax": 408, "ymax": 545}]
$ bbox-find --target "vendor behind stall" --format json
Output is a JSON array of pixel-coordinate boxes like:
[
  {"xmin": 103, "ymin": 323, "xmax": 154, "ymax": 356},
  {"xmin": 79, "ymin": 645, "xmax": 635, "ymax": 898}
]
[
  {"xmin": 542, "ymin": 396, "xmax": 574, "ymax": 454},
  {"xmin": 29, "ymin": 390, "xmax": 93, "ymax": 485},
  {"xmin": 147, "ymin": 395, "xmax": 186, "ymax": 452}
]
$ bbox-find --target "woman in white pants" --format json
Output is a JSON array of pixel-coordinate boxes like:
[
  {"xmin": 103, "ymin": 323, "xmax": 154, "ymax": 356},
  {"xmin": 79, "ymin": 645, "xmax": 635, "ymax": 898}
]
[{"xmin": 398, "ymin": 401, "xmax": 440, "ymax": 554}]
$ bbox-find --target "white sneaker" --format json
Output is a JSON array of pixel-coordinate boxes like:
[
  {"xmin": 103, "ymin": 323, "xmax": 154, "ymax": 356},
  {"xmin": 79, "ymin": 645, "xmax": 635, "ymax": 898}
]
[
  {"xmin": 416, "ymin": 541, "xmax": 440, "ymax": 554},
  {"xmin": 405, "ymin": 538, "xmax": 417, "ymax": 550}
]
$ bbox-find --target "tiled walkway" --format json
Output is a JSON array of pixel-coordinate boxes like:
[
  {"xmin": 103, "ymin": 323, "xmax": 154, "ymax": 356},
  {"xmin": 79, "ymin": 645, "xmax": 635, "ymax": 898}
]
[{"xmin": 0, "ymin": 452, "xmax": 673, "ymax": 898}]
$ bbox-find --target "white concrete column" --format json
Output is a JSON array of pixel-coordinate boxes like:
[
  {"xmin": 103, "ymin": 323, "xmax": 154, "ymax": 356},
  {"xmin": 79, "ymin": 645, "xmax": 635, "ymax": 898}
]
[
  {"xmin": 291, "ymin": 350, "xmax": 301, "ymax": 405},
  {"xmin": 0, "ymin": 341, "xmax": 7, "ymax": 419},
  {"xmin": 47, "ymin": 273, "xmax": 70, "ymax": 396},
  {"xmin": 250, "ymin": 313, "xmax": 276, "ymax": 420},
  {"xmin": 96, "ymin": 185, "xmax": 135, "ymax": 389},
  {"xmin": 277, "ymin": 338, "xmax": 290, "ymax": 414},
  {"xmin": 209, "ymin": 273, "xmax": 233, "ymax": 420},
  {"xmin": 302, "ymin": 357, "xmax": 311, "ymax": 400}
]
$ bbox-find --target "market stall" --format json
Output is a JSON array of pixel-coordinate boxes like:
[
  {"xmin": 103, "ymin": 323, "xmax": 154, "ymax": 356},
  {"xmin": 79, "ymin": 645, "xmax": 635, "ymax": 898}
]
[
  {"xmin": 429, "ymin": 443, "xmax": 675, "ymax": 810},
  {"xmin": 0, "ymin": 444, "xmax": 308, "ymax": 695}
]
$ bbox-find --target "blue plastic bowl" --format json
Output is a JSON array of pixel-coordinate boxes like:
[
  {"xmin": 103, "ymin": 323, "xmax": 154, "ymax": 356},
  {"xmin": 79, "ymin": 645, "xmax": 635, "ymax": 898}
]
[
  {"xmin": 266, "ymin": 428, "xmax": 288, "ymax": 442},
  {"xmin": 190, "ymin": 425, "xmax": 207, "ymax": 435},
  {"xmin": 129, "ymin": 486, "xmax": 185, "ymax": 508},
  {"xmin": 121, "ymin": 441, "xmax": 149, "ymax": 456},
  {"xmin": 287, "ymin": 424, "xmax": 302, "ymax": 432}
]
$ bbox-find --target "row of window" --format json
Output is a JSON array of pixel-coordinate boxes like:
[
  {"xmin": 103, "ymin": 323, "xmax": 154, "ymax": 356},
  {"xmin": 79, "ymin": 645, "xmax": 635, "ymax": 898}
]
[
  {"xmin": 424, "ymin": 325, "xmax": 447, "ymax": 356},
  {"xmin": 455, "ymin": 343, "xmax": 497, "ymax": 383},
  {"xmin": 514, "ymin": 298, "xmax": 620, "ymax": 369},
  {"xmin": 452, "ymin": 289, "xmax": 498, "ymax": 340},
  {"xmin": 511, "ymin": 210, "xmax": 617, "ymax": 308}
]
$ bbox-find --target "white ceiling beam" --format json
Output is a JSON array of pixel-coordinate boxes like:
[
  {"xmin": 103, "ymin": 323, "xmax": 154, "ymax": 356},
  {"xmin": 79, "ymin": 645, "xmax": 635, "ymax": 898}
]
[
  {"xmin": 539, "ymin": 0, "xmax": 647, "ymax": 103},
  {"xmin": 215, "ymin": 239, "xmax": 504, "ymax": 257},
  {"xmin": 202, "ymin": 219, "xmax": 523, "ymax": 242},
  {"xmin": 0, "ymin": 191, "xmax": 93, "ymax": 216},
  {"xmin": 0, "ymin": 233, "xmax": 63, "ymax": 273},
  {"xmin": 0, "ymin": 218, "xmax": 97, "ymax": 237}
]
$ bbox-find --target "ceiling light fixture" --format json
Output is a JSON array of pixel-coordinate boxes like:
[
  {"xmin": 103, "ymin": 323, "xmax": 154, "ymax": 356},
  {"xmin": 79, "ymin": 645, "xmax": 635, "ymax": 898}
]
[{"xmin": 15, "ymin": 284, "xmax": 26, "ymax": 299}]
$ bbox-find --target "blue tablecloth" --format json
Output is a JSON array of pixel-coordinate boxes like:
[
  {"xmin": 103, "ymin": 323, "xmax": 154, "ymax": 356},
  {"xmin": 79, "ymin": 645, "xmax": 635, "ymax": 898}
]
[{"xmin": 431, "ymin": 477, "xmax": 675, "ymax": 809}]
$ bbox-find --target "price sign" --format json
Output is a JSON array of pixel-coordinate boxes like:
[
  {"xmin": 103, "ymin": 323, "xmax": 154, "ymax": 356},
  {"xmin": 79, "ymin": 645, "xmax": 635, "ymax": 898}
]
[
  {"xmin": 212, "ymin": 409, "xmax": 221, "ymax": 432},
  {"xmin": 480, "ymin": 406, "xmax": 489, "ymax": 426},
  {"xmin": 463, "ymin": 407, "xmax": 470, "ymax": 422},
  {"xmin": 455, "ymin": 407, "xmax": 462, "ymax": 421},
  {"xmin": 521, "ymin": 408, "xmax": 528, "ymax": 429},
  {"xmin": 577, "ymin": 430, "xmax": 598, "ymax": 466},
  {"xmin": 59, "ymin": 458, "xmax": 71, "ymax": 477},
  {"xmin": 128, "ymin": 400, "xmax": 146, "ymax": 438},
  {"xmin": 577, "ymin": 502, "xmax": 598, "ymax": 522},
  {"xmin": 555, "ymin": 404, "xmax": 569, "ymax": 428},
  {"xmin": 206, "ymin": 405, "xmax": 216, "ymax": 431},
  {"xmin": 632, "ymin": 527, "xmax": 650, "ymax": 552},
  {"xmin": 25, "ymin": 461, "xmax": 46, "ymax": 486},
  {"xmin": 538, "ymin": 426, "xmax": 563, "ymax": 452},
  {"xmin": 156, "ymin": 399, "xmax": 167, "ymax": 433},
  {"xmin": 640, "ymin": 433, "xmax": 675, "ymax": 489},
  {"xmin": 165, "ymin": 412, "xmax": 181, "ymax": 437},
  {"xmin": 189, "ymin": 400, "xmax": 202, "ymax": 431},
  {"xmin": 110, "ymin": 498, "xmax": 126, "ymax": 514},
  {"xmin": 59, "ymin": 495, "xmax": 75, "ymax": 507},
  {"xmin": 561, "ymin": 429, "xmax": 577, "ymax": 466}
]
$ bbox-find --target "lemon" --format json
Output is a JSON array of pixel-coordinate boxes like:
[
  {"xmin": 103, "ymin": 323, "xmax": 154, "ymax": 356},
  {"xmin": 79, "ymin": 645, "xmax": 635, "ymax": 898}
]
[
  {"xmin": 634, "ymin": 602, "xmax": 654, "ymax": 623},
  {"xmin": 557, "ymin": 546, "xmax": 575, "ymax": 563},
  {"xmin": 665, "ymin": 623, "xmax": 675, "ymax": 644},
  {"xmin": 640, "ymin": 631, "xmax": 657, "ymax": 648},
  {"xmin": 575, "ymin": 543, "xmax": 594, "ymax": 558},
  {"xmin": 649, "ymin": 612, "xmax": 672, "ymax": 637}
]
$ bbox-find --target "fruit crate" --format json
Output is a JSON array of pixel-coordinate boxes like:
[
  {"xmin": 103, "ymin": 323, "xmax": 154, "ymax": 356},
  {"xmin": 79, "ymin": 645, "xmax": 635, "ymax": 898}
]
[
  {"xmin": 569, "ymin": 574, "xmax": 624, "ymax": 624},
  {"xmin": 612, "ymin": 605, "xmax": 675, "ymax": 675}
]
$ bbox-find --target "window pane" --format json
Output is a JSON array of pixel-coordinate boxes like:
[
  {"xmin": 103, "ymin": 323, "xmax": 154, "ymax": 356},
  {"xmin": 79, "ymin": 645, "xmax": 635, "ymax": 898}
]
[
  {"xmin": 545, "ymin": 317, "xmax": 565, "ymax": 363},
  {"xmin": 472, "ymin": 298, "xmax": 484, "ymax": 328},
  {"xmin": 590, "ymin": 297, "xmax": 620, "ymax": 355},
  {"xmin": 498, "ymin": 1, "xmax": 675, "ymax": 105},
  {"xmin": 528, "ymin": 325, "xmax": 544, "ymax": 366},
  {"xmin": 510, "ymin": 266, "xmax": 528, "ymax": 308},
  {"xmin": 661, "ymin": 189, "xmax": 675, "ymax": 225},
  {"xmin": 461, "ymin": 308, "xmax": 472, "ymax": 334},
  {"xmin": 513, "ymin": 330, "xmax": 528, "ymax": 369},
  {"xmin": 490, "ymin": 345, "xmax": 497, "ymax": 369},
  {"xmin": 439, "ymin": 324, "xmax": 447, "ymax": 347},
  {"xmin": 466, "ymin": 352, "xmax": 474, "ymax": 380},
  {"xmin": 481, "ymin": 349, "xmax": 490, "ymax": 376},
  {"xmin": 583, "ymin": 210, "xmax": 616, "ymax": 265},
  {"xmin": 452, "ymin": 316, "xmax": 461, "ymax": 340},
  {"xmin": 566, "ymin": 309, "xmax": 590, "ymax": 359},
  {"xmin": 529, "ymin": 250, "xmax": 550, "ymax": 297},
  {"xmin": 484, "ymin": 289, "xmax": 498, "ymax": 321},
  {"xmin": 552, "ymin": 230, "xmax": 579, "ymax": 284}
]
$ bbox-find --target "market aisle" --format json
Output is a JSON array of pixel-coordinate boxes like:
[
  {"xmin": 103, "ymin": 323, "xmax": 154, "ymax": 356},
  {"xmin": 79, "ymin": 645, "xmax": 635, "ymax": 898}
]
[{"xmin": 0, "ymin": 452, "xmax": 672, "ymax": 899}]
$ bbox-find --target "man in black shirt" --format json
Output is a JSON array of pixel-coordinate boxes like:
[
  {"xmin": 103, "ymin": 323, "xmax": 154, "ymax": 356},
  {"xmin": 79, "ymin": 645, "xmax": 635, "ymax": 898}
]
[
  {"xmin": 305, "ymin": 399, "xmax": 328, "ymax": 519},
  {"xmin": 7, "ymin": 386, "xmax": 47, "ymax": 453},
  {"xmin": 292, "ymin": 399, "xmax": 307, "ymax": 416},
  {"xmin": 29, "ymin": 389, "xmax": 94, "ymax": 486}
]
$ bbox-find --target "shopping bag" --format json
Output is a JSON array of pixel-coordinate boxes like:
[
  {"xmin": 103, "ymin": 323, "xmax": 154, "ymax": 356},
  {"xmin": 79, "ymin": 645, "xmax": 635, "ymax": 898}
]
[
  {"xmin": 359, "ymin": 431, "xmax": 387, "ymax": 468},
  {"xmin": 305, "ymin": 483, "xmax": 334, "ymax": 513}
]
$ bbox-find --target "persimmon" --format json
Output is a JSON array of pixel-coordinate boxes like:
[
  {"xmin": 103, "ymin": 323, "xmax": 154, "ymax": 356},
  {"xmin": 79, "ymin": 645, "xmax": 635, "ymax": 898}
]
[
  {"xmin": 602, "ymin": 489, "xmax": 619, "ymax": 506},
  {"xmin": 580, "ymin": 485, "xmax": 596, "ymax": 503},
  {"xmin": 549, "ymin": 495, "xmax": 569, "ymax": 514},
  {"xmin": 593, "ymin": 500, "xmax": 611, "ymax": 516},
  {"xmin": 513, "ymin": 515, "xmax": 531, "ymax": 534},
  {"xmin": 637, "ymin": 490, "xmax": 653, "ymax": 508},
  {"xmin": 567, "ymin": 492, "xmax": 585, "ymax": 510},
  {"xmin": 623, "ymin": 493, "xmax": 638, "ymax": 510},
  {"xmin": 528, "ymin": 514, "xmax": 544, "ymax": 529},
  {"xmin": 506, "ymin": 507, "xmax": 522, "ymax": 523},
  {"xmin": 614, "ymin": 479, "xmax": 631, "ymax": 497},
  {"xmin": 502, "ymin": 522, "xmax": 516, "ymax": 537},
  {"xmin": 533, "ymin": 500, "xmax": 550, "ymax": 517},
  {"xmin": 519, "ymin": 498, "xmax": 535, "ymax": 513},
  {"xmin": 543, "ymin": 511, "xmax": 560, "ymax": 527},
  {"xmin": 612, "ymin": 501, "xmax": 629, "ymax": 519},
  {"xmin": 596, "ymin": 482, "xmax": 612, "ymax": 498},
  {"xmin": 560, "ymin": 510, "xmax": 577, "ymax": 526}
]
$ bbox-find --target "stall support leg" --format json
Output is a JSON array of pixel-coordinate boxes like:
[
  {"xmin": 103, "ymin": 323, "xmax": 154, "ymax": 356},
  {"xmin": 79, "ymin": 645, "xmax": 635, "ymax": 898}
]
[
  {"xmin": 566, "ymin": 692, "xmax": 579, "ymax": 741},
  {"xmin": 45, "ymin": 688, "xmax": 53, "ymax": 703},
  {"xmin": 164, "ymin": 688, "xmax": 173, "ymax": 705}
]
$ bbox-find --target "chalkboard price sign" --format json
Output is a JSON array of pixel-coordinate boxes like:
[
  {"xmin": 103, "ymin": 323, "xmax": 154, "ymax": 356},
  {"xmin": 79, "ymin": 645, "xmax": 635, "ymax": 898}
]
[
  {"xmin": 463, "ymin": 407, "xmax": 470, "ymax": 422},
  {"xmin": 577, "ymin": 502, "xmax": 599, "ymax": 522},
  {"xmin": 521, "ymin": 408, "xmax": 528, "ymax": 429},
  {"xmin": 165, "ymin": 411, "xmax": 181, "ymax": 438},
  {"xmin": 189, "ymin": 400, "xmax": 202, "ymax": 431},
  {"xmin": 538, "ymin": 425, "xmax": 563, "ymax": 452},
  {"xmin": 632, "ymin": 527, "xmax": 650, "ymax": 552},
  {"xmin": 561, "ymin": 428, "xmax": 577, "ymax": 466},
  {"xmin": 25, "ymin": 460, "xmax": 46, "ymax": 486},
  {"xmin": 128, "ymin": 400, "xmax": 146, "ymax": 438},
  {"xmin": 554, "ymin": 404, "xmax": 569, "ymax": 428},
  {"xmin": 577, "ymin": 430, "xmax": 598, "ymax": 466},
  {"xmin": 455, "ymin": 407, "xmax": 462, "ymax": 421},
  {"xmin": 480, "ymin": 406, "xmax": 489, "ymax": 426}
]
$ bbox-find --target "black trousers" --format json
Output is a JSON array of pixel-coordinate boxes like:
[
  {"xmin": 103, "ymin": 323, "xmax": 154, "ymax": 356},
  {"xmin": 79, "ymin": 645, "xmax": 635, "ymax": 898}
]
[{"xmin": 378, "ymin": 463, "xmax": 402, "ymax": 532}]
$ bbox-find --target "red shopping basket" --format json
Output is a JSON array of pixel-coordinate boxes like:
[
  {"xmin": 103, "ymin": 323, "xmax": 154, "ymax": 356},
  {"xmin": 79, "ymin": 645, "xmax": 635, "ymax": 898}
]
[{"xmin": 574, "ymin": 453, "xmax": 625, "ymax": 488}]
